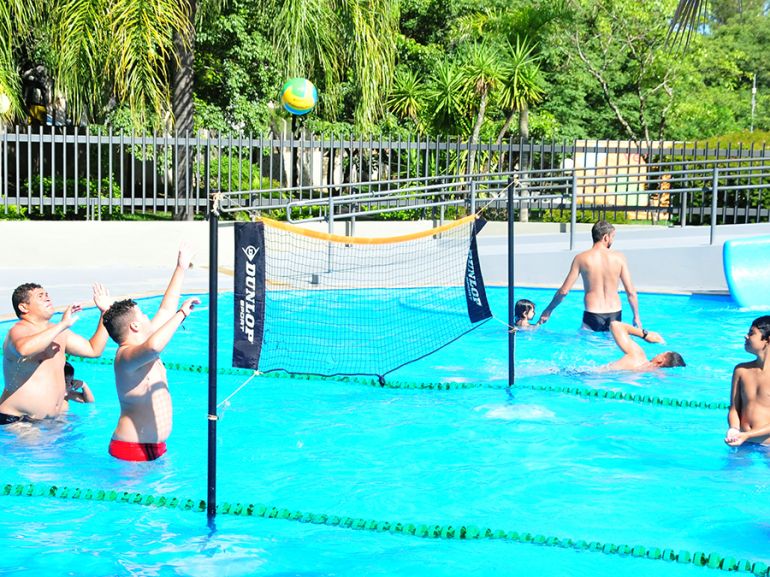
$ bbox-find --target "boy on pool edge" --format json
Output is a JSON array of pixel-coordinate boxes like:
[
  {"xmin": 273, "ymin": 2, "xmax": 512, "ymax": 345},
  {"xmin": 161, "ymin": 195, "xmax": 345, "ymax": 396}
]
[
  {"xmin": 725, "ymin": 316, "xmax": 770, "ymax": 447},
  {"xmin": 102, "ymin": 245, "xmax": 199, "ymax": 462}
]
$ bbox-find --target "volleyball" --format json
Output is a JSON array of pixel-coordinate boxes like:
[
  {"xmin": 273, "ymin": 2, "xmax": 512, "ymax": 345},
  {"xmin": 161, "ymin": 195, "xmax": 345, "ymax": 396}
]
[
  {"xmin": 280, "ymin": 78, "xmax": 318, "ymax": 115},
  {"xmin": 0, "ymin": 93, "xmax": 10, "ymax": 115}
]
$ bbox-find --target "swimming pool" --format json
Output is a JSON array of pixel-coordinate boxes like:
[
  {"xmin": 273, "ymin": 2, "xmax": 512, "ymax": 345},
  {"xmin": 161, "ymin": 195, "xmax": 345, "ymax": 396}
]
[{"xmin": 1, "ymin": 287, "xmax": 769, "ymax": 577}]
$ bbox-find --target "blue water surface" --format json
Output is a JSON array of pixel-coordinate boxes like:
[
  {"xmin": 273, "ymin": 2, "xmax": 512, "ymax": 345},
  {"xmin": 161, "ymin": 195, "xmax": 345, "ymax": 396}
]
[{"xmin": 0, "ymin": 286, "xmax": 768, "ymax": 577}]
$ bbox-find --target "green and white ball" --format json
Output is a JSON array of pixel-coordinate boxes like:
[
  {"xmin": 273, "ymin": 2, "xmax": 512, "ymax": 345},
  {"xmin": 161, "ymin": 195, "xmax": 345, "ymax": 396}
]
[{"xmin": 280, "ymin": 78, "xmax": 318, "ymax": 116}]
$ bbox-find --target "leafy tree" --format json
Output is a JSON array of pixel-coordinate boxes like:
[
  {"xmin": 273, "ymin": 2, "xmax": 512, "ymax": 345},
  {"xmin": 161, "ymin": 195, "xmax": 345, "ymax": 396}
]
[
  {"xmin": 495, "ymin": 38, "xmax": 546, "ymax": 144},
  {"xmin": 461, "ymin": 43, "xmax": 503, "ymax": 173}
]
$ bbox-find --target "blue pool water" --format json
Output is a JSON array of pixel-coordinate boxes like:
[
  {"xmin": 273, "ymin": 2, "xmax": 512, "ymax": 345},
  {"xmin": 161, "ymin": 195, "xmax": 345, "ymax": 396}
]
[{"xmin": 1, "ymin": 286, "xmax": 769, "ymax": 576}]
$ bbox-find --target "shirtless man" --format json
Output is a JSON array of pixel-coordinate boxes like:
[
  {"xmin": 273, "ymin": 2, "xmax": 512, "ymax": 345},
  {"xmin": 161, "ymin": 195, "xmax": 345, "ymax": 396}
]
[
  {"xmin": 603, "ymin": 320, "xmax": 685, "ymax": 372},
  {"xmin": 725, "ymin": 316, "xmax": 770, "ymax": 447},
  {"xmin": 1, "ymin": 283, "xmax": 112, "ymax": 424},
  {"xmin": 537, "ymin": 221, "xmax": 641, "ymax": 331},
  {"xmin": 102, "ymin": 246, "xmax": 199, "ymax": 461}
]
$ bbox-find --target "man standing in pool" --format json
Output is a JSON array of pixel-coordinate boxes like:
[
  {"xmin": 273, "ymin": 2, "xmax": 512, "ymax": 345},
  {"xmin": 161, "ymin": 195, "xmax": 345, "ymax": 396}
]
[
  {"xmin": 1, "ymin": 283, "xmax": 113, "ymax": 424},
  {"xmin": 102, "ymin": 246, "xmax": 199, "ymax": 461},
  {"xmin": 602, "ymin": 320, "xmax": 685, "ymax": 371},
  {"xmin": 537, "ymin": 221, "xmax": 642, "ymax": 332},
  {"xmin": 725, "ymin": 316, "xmax": 770, "ymax": 447}
]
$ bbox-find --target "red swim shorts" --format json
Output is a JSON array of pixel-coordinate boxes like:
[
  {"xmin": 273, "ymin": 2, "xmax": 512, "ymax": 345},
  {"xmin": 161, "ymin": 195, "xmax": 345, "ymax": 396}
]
[{"xmin": 109, "ymin": 439, "xmax": 167, "ymax": 462}]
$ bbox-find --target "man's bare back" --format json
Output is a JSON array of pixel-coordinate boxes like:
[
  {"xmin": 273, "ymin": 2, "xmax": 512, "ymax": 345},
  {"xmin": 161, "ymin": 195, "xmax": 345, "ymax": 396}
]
[
  {"xmin": 537, "ymin": 221, "xmax": 641, "ymax": 330},
  {"xmin": 102, "ymin": 246, "xmax": 198, "ymax": 459},
  {"xmin": 575, "ymin": 248, "xmax": 627, "ymax": 314},
  {"xmin": 113, "ymin": 356, "xmax": 173, "ymax": 443}
]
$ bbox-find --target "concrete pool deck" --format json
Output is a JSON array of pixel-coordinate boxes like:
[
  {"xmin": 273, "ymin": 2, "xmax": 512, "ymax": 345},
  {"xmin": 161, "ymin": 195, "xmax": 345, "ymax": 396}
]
[{"xmin": 1, "ymin": 219, "xmax": 767, "ymax": 319}]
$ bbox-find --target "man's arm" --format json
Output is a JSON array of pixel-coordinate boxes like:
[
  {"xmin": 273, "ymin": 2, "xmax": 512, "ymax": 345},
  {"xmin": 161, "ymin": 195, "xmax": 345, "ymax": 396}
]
[
  {"xmin": 609, "ymin": 321, "xmax": 646, "ymax": 357},
  {"xmin": 618, "ymin": 255, "xmax": 641, "ymax": 328},
  {"xmin": 65, "ymin": 284, "xmax": 114, "ymax": 359},
  {"xmin": 119, "ymin": 297, "xmax": 200, "ymax": 372},
  {"xmin": 9, "ymin": 305, "xmax": 79, "ymax": 358},
  {"xmin": 537, "ymin": 256, "xmax": 581, "ymax": 325},
  {"xmin": 725, "ymin": 367, "xmax": 749, "ymax": 445},
  {"xmin": 728, "ymin": 367, "xmax": 742, "ymax": 428},
  {"xmin": 151, "ymin": 245, "xmax": 194, "ymax": 330}
]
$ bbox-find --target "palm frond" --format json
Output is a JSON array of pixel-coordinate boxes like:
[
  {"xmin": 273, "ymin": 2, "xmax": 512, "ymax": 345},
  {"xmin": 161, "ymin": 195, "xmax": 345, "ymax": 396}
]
[
  {"xmin": 667, "ymin": 0, "xmax": 707, "ymax": 49},
  {"xmin": 107, "ymin": 0, "xmax": 192, "ymax": 127}
]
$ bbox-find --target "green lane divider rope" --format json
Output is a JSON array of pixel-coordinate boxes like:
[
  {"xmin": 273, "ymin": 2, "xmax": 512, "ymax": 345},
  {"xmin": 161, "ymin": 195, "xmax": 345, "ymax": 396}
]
[
  {"xmin": 66, "ymin": 355, "xmax": 729, "ymax": 411},
  {"xmin": 3, "ymin": 482, "xmax": 767, "ymax": 576}
]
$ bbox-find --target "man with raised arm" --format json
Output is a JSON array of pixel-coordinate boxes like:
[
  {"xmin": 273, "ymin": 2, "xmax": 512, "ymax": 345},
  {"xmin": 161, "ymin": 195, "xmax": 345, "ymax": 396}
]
[
  {"xmin": 1, "ymin": 283, "xmax": 113, "ymax": 424},
  {"xmin": 102, "ymin": 246, "xmax": 199, "ymax": 462},
  {"xmin": 537, "ymin": 221, "xmax": 642, "ymax": 332},
  {"xmin": 603, "ymin": 320, "xmax": 685, "ymax": 372},
  {"xmin": 725, "ymin": 316, "xmax": 770, "ymax": 447}
]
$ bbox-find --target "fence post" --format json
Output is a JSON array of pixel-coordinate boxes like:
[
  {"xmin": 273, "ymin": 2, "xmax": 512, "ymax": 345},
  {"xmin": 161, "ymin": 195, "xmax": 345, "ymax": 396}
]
[
  {"xmin": 470, "ymin": 179, "xmax": 477, "ymax": 215},
  {"xmin": 680, "ymin": 190, "xmax": 688, "ymax": 228},
  {"xmin": 570, "ymin": 170, "xmax": 578, "ymax": 251},
  {"xmin": 710, "ymin": 166, "xmax": 719, "ymax": 245}
]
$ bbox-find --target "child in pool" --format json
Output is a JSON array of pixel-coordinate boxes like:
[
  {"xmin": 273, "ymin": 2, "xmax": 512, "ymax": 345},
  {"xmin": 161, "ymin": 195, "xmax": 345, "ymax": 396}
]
[
  {"xmin": 514, "ymin": 299, "xmax": 538, "ymax": 330},
  {"xmin": 64, "ymin": 361, "xmax": 95, "ymax": 403}
]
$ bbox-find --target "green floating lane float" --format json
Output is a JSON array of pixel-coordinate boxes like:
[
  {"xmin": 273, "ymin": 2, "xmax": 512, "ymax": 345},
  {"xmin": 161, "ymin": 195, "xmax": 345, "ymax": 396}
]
[
  {"xmin": 2, "ymin": 482, "xmax": 767, "ymax": 576},
  {"xmin": 65, "ymin": 354, "xmax": 728, "ymax": 411}
]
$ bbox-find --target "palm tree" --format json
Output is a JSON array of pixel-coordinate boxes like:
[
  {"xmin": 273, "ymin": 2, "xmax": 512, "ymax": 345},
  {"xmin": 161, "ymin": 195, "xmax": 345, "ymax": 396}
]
[
  {"xmin": 426, "ymin": 61, "xmax": 468, "ymax": 135},
  {"xmin": 388, "ymin": 68, "xmax": 427, "ymax": 130},
  {"xmin": 269, "ymin": 0, "xmax": 399, "ymax": 130},
  {"xmin": 0, "ymin": 0, "xmax": 40, "ymax": 121},
  {"xmin": 495, "ymin": 38, "xmax": 546, "ymax": 145},
  {"xmin": 462, "ymin": 43, "xmax": 503, "ymax": 175},
  {"xmin": 2, "ymin": 0, "xmax": 192, "ymax": 127}
]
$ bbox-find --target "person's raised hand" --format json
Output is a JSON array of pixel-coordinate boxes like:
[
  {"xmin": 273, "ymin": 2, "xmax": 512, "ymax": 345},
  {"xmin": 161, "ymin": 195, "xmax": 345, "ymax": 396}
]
[
  {"xmin": 536, "ymin": 311, "xmax": 551, "ymax": 325},
  {"xmin": 179, "ymin": 297, "xmax": 201, "ymax": 318},
  {"xmin": 177, "ymin": 242, "xmax": 195, "ymax": 271},
  {"xmin": 60, "ymin": 304, "xmax": 81, "ymax": 328},
  {"xmin": 92, "ymin": 283, "xmax": 115, "ymax": 312}
]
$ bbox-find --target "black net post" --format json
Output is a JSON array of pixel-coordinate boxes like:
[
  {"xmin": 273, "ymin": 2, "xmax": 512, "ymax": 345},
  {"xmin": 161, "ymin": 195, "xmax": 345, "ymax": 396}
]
[
  {"xmin": 507, "ymin": 177, "xmax": 515, "ymax": 387},
  {"xmin": 207, "ymin": 201, "xmax": 219, "ymax": 523}
]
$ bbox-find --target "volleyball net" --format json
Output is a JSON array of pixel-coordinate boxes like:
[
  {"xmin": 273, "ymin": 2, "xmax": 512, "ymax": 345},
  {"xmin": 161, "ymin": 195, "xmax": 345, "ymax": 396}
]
[{"xmin": 232, "ymin": 214, "xmax": 492, "ymax": 381}]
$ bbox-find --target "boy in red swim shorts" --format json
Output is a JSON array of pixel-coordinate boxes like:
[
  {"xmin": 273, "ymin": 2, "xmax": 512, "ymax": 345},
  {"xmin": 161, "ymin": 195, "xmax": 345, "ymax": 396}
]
[{"xmin": 102, "ymin": 245, "xmax": 199, "ymax": 462}]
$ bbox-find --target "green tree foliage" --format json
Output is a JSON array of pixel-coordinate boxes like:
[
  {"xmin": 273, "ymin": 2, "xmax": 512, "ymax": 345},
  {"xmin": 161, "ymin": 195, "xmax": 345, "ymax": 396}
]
[{"xmin": 195, "ymin": 1, "xmax": 282, "ymax": 134}]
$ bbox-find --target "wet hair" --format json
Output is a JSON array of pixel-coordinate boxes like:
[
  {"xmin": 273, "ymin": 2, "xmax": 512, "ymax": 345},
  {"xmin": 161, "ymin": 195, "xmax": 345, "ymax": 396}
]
[
  {"xmin": 662, "ymin": 352, "xmax": 686, "ymax": 368},
  {"xmin": 12, "ymin": 283, "xmax": 43, "ymax": 318},
  {"xmin": 750, "ymin": 316, "xmax": 770, "ymax": 340},
  {"xmin": 591, "ymin": 221, "xmax": 615, "ymax": 243},
  {"xmin": 64, "ymin": 361, "xmax": 74, "ymax": 378},
  {"xmin": 102, "ymin": 299, "xmax": 139, "ymax": 343},
  {"xmin": 514, "ymin": 299, "xmax": 535, "ymax": 322}
]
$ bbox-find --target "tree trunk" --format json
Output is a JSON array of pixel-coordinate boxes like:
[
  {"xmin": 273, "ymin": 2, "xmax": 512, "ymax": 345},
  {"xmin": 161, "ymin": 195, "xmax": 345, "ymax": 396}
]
[
  {"xmin": 518, "ymin": 102, "xmax": 531, "ymax": 223},
  {"xmin": 466, "ymin": 91, "xmax": 488, "ymax": 175},
  {"xmin": 172, "ymin": 0, "xmax": 196, "ymax": 221},
  {"xmin": 495, "ymin": 110, "xmax": 516, "ymax": 146}
]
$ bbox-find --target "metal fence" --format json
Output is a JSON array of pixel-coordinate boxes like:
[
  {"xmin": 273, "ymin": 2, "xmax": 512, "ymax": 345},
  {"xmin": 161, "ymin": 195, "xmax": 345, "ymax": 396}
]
[{"xmin": 2, "ymin": 126, "xmax": 770, "ymax": 229}]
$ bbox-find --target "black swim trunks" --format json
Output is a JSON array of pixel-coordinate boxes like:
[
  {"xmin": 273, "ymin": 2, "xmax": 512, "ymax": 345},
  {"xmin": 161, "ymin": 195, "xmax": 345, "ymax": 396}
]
[
  {"xmin": 582, "ymin": 310, "xmax": 622, "ymax": 332},
  {"xmin": 0, "ymin": 413, "xmax": 35, "ymax": 425}
]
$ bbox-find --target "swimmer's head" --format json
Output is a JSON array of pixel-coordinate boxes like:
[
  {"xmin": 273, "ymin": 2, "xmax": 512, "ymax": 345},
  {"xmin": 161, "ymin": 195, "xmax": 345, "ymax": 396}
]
[
  {"xmin": 650, "ymin": 351, "xmax": 686, "ymax": 368},
  {"xmin": 591, "ymin": 221, "xmax": 615, "ymax": 245},
  {"xmin": 103, "ymin": 299, "xmax": 141, "ymax": 343},
  {"xmin": 12, "ymin": 283, "xmax": 47, "ymax": 319},
  {"xmin": 514, "ymin": 299, "xmax": 535, "ymax": 322},
  {"xmin": 750, "ymin": 316, "xmax": 770, "ymax": 340},
  {"xmin": 64, "ymin": 361, "xmax": 75, "ymax": 389}
]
